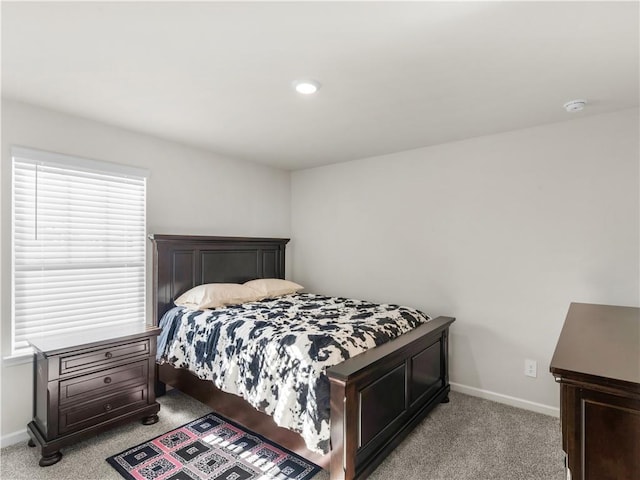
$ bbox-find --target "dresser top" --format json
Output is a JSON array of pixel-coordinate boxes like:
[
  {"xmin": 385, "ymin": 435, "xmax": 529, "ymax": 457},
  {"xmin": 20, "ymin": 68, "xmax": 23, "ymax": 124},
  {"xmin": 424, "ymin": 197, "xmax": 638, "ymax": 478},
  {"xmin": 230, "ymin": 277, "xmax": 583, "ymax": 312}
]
[
  {"xmin": 550, "ymin": 302, "xmax": 640, "ymax": 385},
  {"xmin": 27, "ymin": 323, "xmax": 160, "ymax": 355}
]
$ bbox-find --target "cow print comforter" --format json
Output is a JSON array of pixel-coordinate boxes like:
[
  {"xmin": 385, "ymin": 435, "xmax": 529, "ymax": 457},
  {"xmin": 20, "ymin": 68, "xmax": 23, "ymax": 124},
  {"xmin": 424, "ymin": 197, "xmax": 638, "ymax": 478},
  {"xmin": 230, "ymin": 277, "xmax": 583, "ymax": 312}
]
[{"xmin": 156, "ymin": 292, "xmax": 430, "ymax": 454}]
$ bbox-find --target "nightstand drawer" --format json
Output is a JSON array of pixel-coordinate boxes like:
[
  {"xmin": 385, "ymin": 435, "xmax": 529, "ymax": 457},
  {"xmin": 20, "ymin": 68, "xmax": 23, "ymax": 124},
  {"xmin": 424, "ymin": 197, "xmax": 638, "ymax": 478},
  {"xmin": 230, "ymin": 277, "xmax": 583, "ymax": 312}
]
[
  {"xmin": 58, "ymin": 387, "xmax": 148, "ymax": 435},
  {"xmin": 59, "ymin": 361, "xmax": 148, "ymax": 406},
  {"xmin": 59, "ymin": 339, "xmax": 150, "ymax": 375},
  {"xmin": 28, "ymin": 325, "xmax": 160, "ymax": 467}
]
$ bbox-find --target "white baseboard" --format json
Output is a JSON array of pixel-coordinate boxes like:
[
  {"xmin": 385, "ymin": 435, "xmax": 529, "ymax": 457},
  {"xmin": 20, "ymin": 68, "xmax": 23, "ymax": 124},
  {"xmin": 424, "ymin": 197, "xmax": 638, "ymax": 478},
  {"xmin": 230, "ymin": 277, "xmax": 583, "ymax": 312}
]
[
  {"xmin": 450, "ymin": 382, "xmax": 560, "ymax": 417},
  {"xmin": 1, "ymin": 429, "xmax": 29, "ymax": 448}
]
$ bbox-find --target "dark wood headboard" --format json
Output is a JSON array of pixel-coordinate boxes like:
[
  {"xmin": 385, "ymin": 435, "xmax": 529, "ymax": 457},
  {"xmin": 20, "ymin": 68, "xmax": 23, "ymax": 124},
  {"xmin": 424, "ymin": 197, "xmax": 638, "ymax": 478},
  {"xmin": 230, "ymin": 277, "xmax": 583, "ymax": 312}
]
[{"xmin": 149, "ymin": 234, "xmax": 290, "ymax": 325}]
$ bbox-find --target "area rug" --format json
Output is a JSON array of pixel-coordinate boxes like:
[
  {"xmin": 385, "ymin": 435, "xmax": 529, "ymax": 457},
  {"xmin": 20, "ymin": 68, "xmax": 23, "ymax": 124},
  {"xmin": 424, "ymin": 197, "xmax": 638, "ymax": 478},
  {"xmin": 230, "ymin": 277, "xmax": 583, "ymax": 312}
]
[{"xmin": 106, "ymin": 412, "xmax": 322, "ymax": 480}]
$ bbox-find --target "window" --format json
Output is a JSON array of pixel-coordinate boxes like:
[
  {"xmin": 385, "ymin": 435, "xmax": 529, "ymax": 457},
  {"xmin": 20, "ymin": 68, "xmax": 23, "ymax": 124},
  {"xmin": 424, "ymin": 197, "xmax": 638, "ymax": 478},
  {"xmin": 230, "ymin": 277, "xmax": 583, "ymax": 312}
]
[{"xmin": 11, "ymin": 147, "xmax": 148, "ymax": 355}]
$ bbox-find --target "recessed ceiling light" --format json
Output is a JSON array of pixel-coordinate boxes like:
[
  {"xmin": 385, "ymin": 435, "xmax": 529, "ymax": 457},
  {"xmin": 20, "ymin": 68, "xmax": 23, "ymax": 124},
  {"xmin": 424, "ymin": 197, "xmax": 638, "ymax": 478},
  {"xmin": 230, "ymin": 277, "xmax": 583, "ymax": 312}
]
[
  {"xmin": 563, "ymin": 99, "xmax": 587, "ymax": 112},
  {"xmin": 293, "ymin": 80, "xmax": 321, "ymax": 95}
]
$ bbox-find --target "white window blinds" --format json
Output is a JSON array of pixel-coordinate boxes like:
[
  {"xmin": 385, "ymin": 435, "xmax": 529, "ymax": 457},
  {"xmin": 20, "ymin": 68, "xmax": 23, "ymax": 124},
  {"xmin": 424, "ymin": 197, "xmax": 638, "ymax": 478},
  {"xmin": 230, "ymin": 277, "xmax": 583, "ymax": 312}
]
[{"xmin": 11, "ymin": 147, "xmax": 148, "ymax": 355}]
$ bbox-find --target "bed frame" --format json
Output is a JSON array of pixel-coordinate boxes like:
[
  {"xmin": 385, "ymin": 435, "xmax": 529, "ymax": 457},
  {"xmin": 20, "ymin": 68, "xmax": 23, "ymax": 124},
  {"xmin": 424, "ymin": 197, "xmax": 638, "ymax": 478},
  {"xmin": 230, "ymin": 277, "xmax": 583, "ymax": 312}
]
[{"xmin": 150, "ymin": 234, "xmax": 455, "ymax": 480}]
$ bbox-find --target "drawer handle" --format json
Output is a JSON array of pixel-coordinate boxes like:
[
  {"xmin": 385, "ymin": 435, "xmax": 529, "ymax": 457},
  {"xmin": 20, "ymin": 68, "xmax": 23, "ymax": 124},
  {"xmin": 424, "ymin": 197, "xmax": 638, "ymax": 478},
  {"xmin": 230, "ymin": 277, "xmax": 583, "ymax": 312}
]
[
  {"xmin": 104, "ymin": 403, "xmax": 112, "ymax": 412},
  {"xmin": 104, "ymin": 377, "xmax": 112, "ymax": 384},
  {"xmin": 105, "ymin": 352, "xmax": 113, "ymax": 359}
]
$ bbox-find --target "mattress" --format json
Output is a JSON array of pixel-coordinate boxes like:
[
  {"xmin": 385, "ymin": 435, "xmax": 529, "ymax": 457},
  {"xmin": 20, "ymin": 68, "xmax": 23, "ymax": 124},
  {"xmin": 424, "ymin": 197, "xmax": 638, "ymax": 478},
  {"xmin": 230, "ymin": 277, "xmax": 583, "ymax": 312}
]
[{"xmin": 156, "ymin": 292, "xmax": 430, "ymax": 454}]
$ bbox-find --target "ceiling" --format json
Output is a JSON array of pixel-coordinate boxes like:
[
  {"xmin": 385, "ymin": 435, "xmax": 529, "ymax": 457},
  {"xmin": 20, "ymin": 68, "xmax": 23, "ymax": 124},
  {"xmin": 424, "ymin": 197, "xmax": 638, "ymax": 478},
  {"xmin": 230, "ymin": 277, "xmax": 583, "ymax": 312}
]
[{"xmin": 2, "ymin": 2, "xmax": 638, "ymax": 170}]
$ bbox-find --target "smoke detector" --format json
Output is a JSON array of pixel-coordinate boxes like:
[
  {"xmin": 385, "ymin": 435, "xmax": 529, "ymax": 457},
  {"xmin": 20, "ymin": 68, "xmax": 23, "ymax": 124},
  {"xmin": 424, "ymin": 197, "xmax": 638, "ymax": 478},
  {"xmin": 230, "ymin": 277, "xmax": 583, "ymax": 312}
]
[{"xmin": 563, "ymin": 99, "xmax": 587, "ymax": 112}]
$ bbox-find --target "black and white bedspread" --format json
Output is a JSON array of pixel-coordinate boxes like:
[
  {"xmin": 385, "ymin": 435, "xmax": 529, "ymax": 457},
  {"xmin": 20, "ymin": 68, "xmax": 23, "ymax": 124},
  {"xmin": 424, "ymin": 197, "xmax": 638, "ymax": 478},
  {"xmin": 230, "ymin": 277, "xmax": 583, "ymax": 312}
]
[{"xmin": 156, "ymin": 293, "xmax": 430, "ymax": 454}]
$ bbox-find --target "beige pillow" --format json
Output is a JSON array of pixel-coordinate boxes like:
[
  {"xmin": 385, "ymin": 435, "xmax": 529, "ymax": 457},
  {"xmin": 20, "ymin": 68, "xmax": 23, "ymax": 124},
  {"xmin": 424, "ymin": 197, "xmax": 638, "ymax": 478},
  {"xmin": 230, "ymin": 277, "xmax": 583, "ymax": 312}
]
[
  {"xmin": 244, "ymin": 278, "xmax": 304, "ymax": 299},
  {"xmin": 174, "ymin": 283, "xmax": 261, "ymax": 310}
]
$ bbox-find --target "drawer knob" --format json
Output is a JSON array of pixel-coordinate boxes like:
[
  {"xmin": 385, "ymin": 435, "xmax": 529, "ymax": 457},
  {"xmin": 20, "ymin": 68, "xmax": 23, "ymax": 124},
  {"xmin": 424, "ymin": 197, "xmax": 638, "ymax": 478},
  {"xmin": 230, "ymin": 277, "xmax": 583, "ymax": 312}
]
[
  {"xmin": 104, "ymin": 377, "xmax": 112, "ymax": 384},
  {"xmin": 104, "ymin": 403, "xmax": 112, "ymax": 412},
  {"xmin": 105, "ymin": 352, "xmax": 113, "ymax": 359}
]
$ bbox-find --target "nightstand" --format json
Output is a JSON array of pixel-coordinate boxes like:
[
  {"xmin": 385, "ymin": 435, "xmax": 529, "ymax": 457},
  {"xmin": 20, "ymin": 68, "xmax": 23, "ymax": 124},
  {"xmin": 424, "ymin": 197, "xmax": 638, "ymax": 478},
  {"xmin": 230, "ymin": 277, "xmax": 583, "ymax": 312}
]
[{"xmin": 26, "ymin": 324, "xmax": 161, "ymax": 466}]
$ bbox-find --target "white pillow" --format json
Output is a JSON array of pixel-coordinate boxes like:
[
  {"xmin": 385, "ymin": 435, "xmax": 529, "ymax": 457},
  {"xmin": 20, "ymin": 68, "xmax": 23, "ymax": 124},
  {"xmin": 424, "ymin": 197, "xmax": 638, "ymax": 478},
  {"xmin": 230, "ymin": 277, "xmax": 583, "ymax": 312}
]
[
  {"xmin": 244, "ymin": 278, "xmax": 304, "ymax": 299},
  {"xmin": 174, "ymin": 283, "xmax": 261, "ymax": 310}
]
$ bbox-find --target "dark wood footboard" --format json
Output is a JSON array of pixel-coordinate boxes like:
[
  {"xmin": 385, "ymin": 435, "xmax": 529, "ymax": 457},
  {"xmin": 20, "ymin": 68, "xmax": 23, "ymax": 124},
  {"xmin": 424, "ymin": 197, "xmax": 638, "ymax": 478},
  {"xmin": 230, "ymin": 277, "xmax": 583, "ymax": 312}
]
[{"xmin": 328, "ymin": 316, "xmax": 455, "ymax": 480}]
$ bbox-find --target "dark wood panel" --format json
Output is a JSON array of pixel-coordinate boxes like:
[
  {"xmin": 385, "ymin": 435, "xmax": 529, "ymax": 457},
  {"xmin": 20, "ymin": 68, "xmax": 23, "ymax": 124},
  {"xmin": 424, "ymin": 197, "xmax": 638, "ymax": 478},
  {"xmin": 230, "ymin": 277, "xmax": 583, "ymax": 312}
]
[
  {"xmin": 359, "ymin": 363, "xmax": 406, "ymax": 448},
  {"xmin": 172, "ymin": 251, "xmax": 195, "ymax": 299},
  {"xmin": 262, "ymin": 250, "xmax": 277, "ymax": 278},
  {"xmin": 34, "ymin": 353, "xmax": 49, "ymax": 436},
  {"xmin": 60, "ymin": 340, "xmax": 149, "ymax": 376},
  {"xmin": 410, "ymin": 341, "xmax": 442, "ymax": 405},
  {"xmin": 59, "ymin": 361, "xmax": 147, "ymax": 405},
  {"xmin": 58, "ymin": 387, "xmax": 147, "ymax": 434},
  {"xmin": 201, "ymin": 250, "xmax": 259, "ymax": 283},
  {"xmin": 583, "ymin": 393, "xmax": 640, "ymax": 480}
]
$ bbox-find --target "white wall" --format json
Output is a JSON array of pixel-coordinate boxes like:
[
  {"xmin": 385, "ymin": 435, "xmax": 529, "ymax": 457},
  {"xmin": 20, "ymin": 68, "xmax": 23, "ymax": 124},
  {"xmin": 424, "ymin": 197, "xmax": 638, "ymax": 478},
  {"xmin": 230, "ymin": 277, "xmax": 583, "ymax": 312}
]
[
  {"xmin": 291, "ymin": 109, "xmax": 640, "ymax": 412},
  {"xmin": 0, "ymin": 99, "xmax": 291, "ymax": 443},
  {"xmin": 1, "ymin": 101, "xmax": 637, "ymax": 444}
]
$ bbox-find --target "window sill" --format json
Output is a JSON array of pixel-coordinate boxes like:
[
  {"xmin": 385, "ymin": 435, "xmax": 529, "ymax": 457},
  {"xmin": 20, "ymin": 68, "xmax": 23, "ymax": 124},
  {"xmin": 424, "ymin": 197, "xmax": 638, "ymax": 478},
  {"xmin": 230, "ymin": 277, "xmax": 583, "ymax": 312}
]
[{"xmin": 2, "ymin": 352, "xmax": 33, "ymax": 367}]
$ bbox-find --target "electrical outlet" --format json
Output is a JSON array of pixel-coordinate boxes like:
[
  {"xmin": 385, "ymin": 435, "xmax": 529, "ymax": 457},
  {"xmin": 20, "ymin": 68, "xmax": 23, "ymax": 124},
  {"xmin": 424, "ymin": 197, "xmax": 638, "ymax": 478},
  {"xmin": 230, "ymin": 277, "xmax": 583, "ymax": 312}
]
[{"xmin": 524, "ymin": 359, "xmax": 537, "ymax": 378}]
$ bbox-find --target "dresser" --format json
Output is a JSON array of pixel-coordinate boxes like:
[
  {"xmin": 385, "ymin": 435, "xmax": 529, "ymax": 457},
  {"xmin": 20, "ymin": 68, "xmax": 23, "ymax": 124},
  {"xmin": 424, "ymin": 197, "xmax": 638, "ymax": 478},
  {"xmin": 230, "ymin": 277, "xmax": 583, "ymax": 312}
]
[
  {"xmin": 26, "ymin": 324, "xmax": 161, "ymax": 466},
  {"xmin": 550, "ymin": 303, "xmax": 640, "ymax": 480}
]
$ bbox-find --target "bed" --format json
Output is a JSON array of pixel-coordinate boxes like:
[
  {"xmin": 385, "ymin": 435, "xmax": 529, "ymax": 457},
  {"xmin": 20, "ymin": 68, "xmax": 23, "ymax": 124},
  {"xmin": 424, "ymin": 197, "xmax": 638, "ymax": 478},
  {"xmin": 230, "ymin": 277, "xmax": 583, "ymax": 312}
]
[{"xmin": 150, "ymin": 234, "xmax": 455, "ymax": 480}]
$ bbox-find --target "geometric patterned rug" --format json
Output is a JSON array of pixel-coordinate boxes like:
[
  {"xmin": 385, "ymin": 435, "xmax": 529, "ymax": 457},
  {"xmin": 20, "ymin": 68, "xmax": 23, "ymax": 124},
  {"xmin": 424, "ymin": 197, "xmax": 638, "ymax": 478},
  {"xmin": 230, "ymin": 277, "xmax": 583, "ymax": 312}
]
[{"xmin": 106, "ymin": 412, "xmax": 322, "ymax": 480}]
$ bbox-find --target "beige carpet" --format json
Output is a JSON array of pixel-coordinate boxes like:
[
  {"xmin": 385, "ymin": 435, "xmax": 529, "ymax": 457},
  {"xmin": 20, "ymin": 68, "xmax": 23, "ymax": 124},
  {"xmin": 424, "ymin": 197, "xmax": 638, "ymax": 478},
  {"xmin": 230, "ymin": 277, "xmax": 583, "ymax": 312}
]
[{"xmin": 0, "ymin": 390, "xmax": 564, "ymax": 480}]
